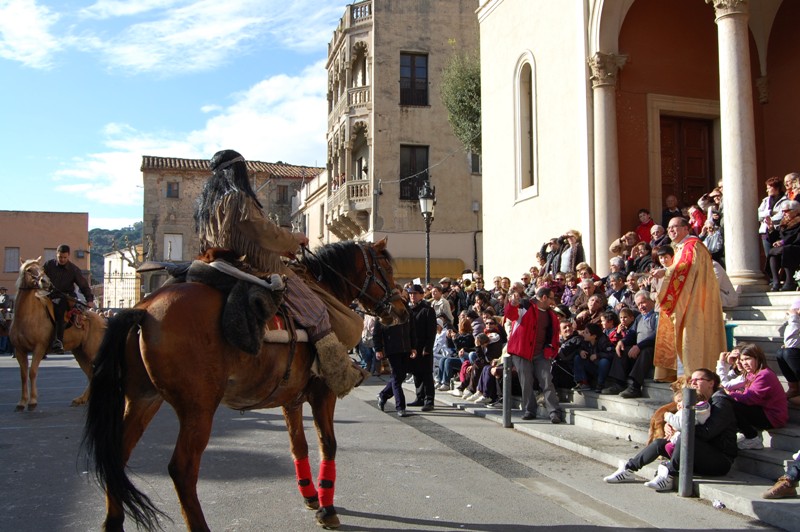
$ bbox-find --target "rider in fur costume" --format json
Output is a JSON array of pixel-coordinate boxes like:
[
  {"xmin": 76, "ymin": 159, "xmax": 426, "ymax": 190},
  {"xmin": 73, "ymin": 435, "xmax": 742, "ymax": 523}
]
[{"xmin": 195, "ymin": 149, "xmax": 368, "ymax": 397}]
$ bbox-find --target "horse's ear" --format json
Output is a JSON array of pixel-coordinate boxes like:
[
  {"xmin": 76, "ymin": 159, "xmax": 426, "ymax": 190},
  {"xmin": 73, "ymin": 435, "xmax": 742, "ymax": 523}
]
[
  {"xmin": 35, "ymin": 256, "xmax": 42, "ymax": 264},
  {"xmin": 375, "ymin": 237, "xmax": 388, "ymax": 250}
]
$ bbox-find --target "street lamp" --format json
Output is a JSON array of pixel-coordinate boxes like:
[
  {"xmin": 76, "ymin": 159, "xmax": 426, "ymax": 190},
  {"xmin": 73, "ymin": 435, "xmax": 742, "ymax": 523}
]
[{"xmin": 418, "ymin": 180, "xmax": 436, "ymax": 286}]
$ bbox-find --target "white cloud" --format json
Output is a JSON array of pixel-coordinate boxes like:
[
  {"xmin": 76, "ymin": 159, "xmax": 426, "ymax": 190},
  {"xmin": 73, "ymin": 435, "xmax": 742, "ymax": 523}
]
[
  {"xmin": 82, "ymin": 0, "xmax": 347, "ymax": 75},
  {"xmin": 0, "ymin": 0, "xmax": 61, "ymax": 68},
  {"xmin": 53, "ymin": 60, "xmax": 328, "ymax": 209},
  {"xmin": 1, "ymin": 1, "xmax": 347, "ymax": 74},
  {"xmin": 79, "ymin": 0, "xmax": 183, "ymax": 20}
]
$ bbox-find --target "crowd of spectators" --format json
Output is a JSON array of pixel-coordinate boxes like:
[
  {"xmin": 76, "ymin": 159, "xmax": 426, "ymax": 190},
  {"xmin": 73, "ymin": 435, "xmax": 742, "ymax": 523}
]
[{"xmin": 358, "ymin": 173, "xmax": 800, "ymax": 496}]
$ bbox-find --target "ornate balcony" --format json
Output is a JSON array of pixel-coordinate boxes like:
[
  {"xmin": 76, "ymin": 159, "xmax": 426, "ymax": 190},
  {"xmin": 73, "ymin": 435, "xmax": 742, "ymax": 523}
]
[{"xmin": 326, "ymin": 179, "xmax": 371, "ymax": 239}]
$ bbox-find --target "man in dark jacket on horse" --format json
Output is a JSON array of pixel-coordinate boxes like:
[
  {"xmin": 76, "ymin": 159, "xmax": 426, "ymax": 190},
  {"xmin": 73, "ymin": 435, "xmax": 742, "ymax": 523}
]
[{"xmin": 43, "ymin": 244, "xmax": 95, "ymax": 353}]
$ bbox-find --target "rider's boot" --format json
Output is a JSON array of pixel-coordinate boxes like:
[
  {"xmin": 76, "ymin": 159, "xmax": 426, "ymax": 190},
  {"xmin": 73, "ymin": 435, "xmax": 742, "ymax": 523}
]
[
  {"xmin": 51, "ymin": 320, "xmax": 65, "ymax": 354},
  {"xmin": 314, "ymin": 332, "xmax": 370, "ymax": 398}
]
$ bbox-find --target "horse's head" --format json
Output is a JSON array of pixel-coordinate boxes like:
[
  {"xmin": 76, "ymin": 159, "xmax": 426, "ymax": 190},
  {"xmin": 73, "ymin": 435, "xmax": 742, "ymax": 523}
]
[
  {"xmin": 356, "ymin": 238, "xmax": 409, "ymax": 325},
  {"xmin": 17, "ymin": 258, "xmax": 51, "ymax": 291}
]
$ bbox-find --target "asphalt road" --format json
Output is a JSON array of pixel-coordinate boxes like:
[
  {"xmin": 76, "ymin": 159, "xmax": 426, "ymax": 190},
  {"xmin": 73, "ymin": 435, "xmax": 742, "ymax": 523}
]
[{"xmin": 0, "ymin": 354, "xmax": 773, "ymax": 531}]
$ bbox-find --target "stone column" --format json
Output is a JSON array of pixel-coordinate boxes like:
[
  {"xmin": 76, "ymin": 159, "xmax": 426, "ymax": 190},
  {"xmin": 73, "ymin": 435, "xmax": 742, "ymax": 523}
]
[
  {"xmin": 707, "ymin": 0, "xmax": 764, "ymax": 287},
  {"xmin": 588, "ymin": 52, "xmax": 626, "ymax": 272}
]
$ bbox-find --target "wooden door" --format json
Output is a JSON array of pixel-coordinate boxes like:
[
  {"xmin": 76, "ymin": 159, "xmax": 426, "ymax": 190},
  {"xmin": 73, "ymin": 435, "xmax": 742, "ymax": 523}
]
[{"xmin": 660, "ymin": 116, "xmax": 714, "ymax": 208}]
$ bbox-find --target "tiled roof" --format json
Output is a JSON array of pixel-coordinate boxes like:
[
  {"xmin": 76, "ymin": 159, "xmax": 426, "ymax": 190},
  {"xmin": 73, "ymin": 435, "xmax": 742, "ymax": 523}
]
[{"xmin": 141, "ymin": 156, "xmax": 324, "ymax": 179}]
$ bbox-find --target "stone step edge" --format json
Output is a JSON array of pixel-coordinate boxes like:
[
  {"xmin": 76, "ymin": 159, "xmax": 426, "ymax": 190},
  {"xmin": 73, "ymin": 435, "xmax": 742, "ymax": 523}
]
[{"xmin": 430, "ymin": 391, "xmax": 800, "ymax": 531}]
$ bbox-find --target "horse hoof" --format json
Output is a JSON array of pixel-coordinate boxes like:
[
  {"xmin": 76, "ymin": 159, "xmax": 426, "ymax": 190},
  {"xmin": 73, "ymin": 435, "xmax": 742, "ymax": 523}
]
[
  {"xmin": 304, "ymin": 495, "xmax": 320, "ymax": 510},
  {"xmin": 27, "ymin": 403, "xmax": 37, "ymax": 412},
  {"xmin": 315, "ymin": 506, "xmax": 340, "ymax": 529},
  {"xmin": 70, "ymin": 399, "xmax": 85, "ymax": 407},
  {"xmin": 14, "ymin": 404, "xmax": 24, "ymax": 412}
]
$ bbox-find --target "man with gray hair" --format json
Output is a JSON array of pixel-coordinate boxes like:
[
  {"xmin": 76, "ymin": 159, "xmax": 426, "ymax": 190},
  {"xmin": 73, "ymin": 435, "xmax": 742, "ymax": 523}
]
[
  {"xmin": 650, "ymin": 224, "xmax": 670, "ymax": 248},
  {"xmin": 601, "ymin": 290, "xmax": 658, "ymax": 399}
]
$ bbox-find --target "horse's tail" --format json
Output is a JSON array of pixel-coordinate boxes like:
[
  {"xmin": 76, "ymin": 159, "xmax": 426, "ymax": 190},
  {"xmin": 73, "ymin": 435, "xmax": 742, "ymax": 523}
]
[{"xmin": 81, "ymin": 308, "xmax": 167, "ymax": 530}]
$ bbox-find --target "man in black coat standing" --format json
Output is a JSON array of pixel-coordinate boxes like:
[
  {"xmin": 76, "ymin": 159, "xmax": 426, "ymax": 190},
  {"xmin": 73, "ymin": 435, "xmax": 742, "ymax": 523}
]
[
  {"xmin": 375, "ymin": 299, "xmax": 416, "ymax": 418},
  {"xmin": 406, "ymin": 284, "xmax": 438, "ymax": 411}
]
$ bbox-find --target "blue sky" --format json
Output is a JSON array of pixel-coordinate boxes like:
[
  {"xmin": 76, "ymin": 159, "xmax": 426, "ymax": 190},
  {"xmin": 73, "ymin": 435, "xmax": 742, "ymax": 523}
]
[{"xmin": 0, "ymin": 0, "xmax": 347, "ymax": 229}]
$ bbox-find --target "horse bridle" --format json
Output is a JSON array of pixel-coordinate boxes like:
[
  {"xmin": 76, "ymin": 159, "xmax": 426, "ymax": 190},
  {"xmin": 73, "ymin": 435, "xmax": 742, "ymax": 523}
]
[
  {"xmin": 24, "ymin": 263, "xmax": 51, "ymax": 291},
  {"xmin": 302, "ymin": 243, "xmax": 403, "ymax": 322},
  {"xmin": 354, "ymin": 244, "xmax": 404, "ymax": 321}
]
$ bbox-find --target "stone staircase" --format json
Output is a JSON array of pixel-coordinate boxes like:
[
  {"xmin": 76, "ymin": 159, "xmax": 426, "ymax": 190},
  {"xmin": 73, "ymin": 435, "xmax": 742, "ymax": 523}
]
[{"xmin": 430, "ymin": 289, "xmax": 800, "ymax": 531}]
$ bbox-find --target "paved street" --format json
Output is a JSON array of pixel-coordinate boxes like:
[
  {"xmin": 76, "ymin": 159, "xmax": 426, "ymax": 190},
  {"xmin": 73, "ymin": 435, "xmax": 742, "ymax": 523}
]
[{"xmin": 0, "ymin": 355, "xmax": 774, "ymax": 531}]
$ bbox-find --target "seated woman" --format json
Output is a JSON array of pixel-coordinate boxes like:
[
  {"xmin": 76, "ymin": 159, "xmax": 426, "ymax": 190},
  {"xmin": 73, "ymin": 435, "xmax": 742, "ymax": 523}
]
[
  {"xmin": 728, "ymin": 343, "xmax": 789, "ymax": 450},
  {"xmin": 573, "ymin": 323, "xmax": 614, "ymax": 392},
  {"xmin": 461, "ymin": 333, "xmax": 493, "ymax": 401},
  {"xmin": 436, "ymin": 317, "xmax": 475, "ymax": 392},
  {"xmin": 432, "ymin": 319, "xmax": 455, "ymax": 384},
  {"xmin": 767, "ymin": 199, "xmax": 800, "ymax": 291},
  {"xmin": 603, "ymin": 368, "xmax": 738, "ymax": 490},
  {"xmin": 631, "ymin": 242, "xmax": 653, "ymax": 273},
  {"xmin": 561, "ymin": 273, "xmax": 586, "ymax": 315}
]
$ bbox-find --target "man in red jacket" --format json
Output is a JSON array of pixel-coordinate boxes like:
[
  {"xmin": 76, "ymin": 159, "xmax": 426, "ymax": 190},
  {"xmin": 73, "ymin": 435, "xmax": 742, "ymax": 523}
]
[{"xmin": 505, "ymin": 287, "xmax": 563, "ymax": 423}]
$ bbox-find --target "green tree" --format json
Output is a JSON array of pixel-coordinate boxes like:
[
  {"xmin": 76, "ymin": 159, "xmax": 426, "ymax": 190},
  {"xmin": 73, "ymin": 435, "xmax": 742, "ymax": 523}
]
[{"xmin": 440, "ymin": 52, "xmax": 481, "ymax": 155}]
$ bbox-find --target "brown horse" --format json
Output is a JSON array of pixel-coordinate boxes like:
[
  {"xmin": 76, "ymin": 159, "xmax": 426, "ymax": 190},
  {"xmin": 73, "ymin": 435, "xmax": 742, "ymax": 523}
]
[
  {"xmin": 83, "ymin": 239, "xmax": 407, "ymax": 531},
  {"xmin": 9, "ymin": 258, "xmax": 107, "ymax": 411}
]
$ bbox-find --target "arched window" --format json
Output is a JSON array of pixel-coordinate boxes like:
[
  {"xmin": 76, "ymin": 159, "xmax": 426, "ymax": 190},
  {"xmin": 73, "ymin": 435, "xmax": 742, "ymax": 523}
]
[{"xmin": 514, "ymin": 53, "xmax": 538, "ymax": 201}]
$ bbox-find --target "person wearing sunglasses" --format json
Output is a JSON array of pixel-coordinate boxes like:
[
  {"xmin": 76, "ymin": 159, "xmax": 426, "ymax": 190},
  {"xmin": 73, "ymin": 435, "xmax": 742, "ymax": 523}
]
[{"xmin": 603, "ymin": 368, "xmax": 738, "ymax": 491}]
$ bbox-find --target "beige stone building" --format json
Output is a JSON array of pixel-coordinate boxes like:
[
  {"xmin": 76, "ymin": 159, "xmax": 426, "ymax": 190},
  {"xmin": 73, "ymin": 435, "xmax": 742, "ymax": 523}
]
[
  {"xmin": 478, "ymin": 0, "xmax": 799, "ymax": 286},
  {"xmin": 323, "ymin": 0, "xmax": 483, "ymax": 281},
  {"xmin": 293, "ymin": 169, "xmax": 332, "ymax": 251},
  {"xmin": 140, "ymin": 156, "xmax": 323, "ymax": 292},
  {"xmin": 0, "ymin": 210, "xmax": 91, "ymax": 298}
]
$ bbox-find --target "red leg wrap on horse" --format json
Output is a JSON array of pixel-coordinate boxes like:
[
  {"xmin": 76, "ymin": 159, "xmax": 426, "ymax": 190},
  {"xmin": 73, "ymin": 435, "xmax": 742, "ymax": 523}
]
[
  {"xmin": 294, "ymin": 458, "xmax": 317, "ymax": 498},
  {"xmin": 318, "ymin": 459, "xmax": 336, "ymax": 507}
]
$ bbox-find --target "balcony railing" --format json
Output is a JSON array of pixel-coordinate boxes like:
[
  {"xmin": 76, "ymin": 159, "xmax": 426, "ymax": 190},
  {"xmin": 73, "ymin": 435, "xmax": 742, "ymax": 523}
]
[
  {"xmin": 327, "ymin": 178, "xmax": 371, "ymax": 214},
  {"xmin": 351, "ymin": 1, "xmax": 372, "ymax": 25},
  {"xmin": 349, "ymin": 86, "xmax": 370, "ymax": 110}
]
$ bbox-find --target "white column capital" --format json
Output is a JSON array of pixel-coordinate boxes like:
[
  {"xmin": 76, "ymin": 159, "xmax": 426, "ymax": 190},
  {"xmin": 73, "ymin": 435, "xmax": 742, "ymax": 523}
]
[
  {"xmin": 706, "ymin": 0, "xmax": 748, "ymax": 21},
  {"xmin": 588, "ymin": 53, "xmax": 627, "ymax": 89}
]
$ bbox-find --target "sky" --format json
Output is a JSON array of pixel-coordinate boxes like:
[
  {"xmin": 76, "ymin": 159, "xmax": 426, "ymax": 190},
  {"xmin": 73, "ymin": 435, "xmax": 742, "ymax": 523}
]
[{"xmin": 0, "ymin": 0, "xmax": 348, "ymax": 229}]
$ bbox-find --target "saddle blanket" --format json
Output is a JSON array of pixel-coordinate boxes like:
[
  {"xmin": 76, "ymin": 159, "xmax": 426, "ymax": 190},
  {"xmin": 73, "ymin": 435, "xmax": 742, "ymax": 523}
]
[{"xmin": 264, "ymin": 329, "xmax": 309, "ymax": 344}]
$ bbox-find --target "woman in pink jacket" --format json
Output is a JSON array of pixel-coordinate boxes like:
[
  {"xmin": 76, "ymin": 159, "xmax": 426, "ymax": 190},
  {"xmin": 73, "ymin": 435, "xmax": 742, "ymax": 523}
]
[{"xmin": 728, "ymin": 343, "xmax": 789, "ymax": 450}]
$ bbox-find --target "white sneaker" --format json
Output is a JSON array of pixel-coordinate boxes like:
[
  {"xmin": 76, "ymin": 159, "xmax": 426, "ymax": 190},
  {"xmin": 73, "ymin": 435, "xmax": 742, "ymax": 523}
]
[
  {"xmin": 738, "ymin": 435, "xmax": 764, "ymax": 450},
  {"xmin": 644, "ymin": 464, "xmax": 674, "ymax": 491},
  {"xmin": 436, "ymin": 383, "xmax": 450, "ymax": 391},
  {"xmin": 467, "ymin": 392, "xmax": 483, "ymax": 402},
  {"xmin": 475, "ymin": 395, "xmax": 493, "ymax": 404},
  {"xmin": 603, "ymin": 460, "xmax": 636, "ymax": 483},
  {"xmin": 450, "ymin": 388, "xmax": 465, "ymax": 397}
]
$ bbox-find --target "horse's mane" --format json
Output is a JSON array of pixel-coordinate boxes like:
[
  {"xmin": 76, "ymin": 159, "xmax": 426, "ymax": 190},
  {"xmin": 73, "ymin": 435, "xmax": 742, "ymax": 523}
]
[{"xmin": 299, "ymin": 241, "xmax": 392, "ymax": 298}]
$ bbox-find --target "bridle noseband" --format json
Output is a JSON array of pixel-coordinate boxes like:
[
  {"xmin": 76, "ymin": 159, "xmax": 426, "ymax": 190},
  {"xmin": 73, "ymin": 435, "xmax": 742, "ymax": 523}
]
[
  {"xmin": 302, "ymin": 243, "xmax": 403, "ymax": 322},
  {"xmin": 355, "ymin": 244, "xmax": 403, "ymax": 321}
]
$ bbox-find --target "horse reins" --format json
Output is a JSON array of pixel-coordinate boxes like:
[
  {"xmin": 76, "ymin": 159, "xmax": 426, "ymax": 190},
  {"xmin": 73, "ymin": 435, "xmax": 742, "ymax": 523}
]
[{"xmin": 300, "ymin": 244, "xmax": 402, "ymax": 321}]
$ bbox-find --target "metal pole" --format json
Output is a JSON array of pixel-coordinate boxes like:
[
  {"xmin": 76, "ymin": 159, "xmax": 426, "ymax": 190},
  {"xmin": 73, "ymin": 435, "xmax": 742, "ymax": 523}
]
[
  {"xmin": 678, "ymin": 386, "xmax": 696, "ymax": 497},
  {"xmin": 424, "ymin": 216, "xmax": 431, "ymax": 286},
  {"xmin": 502, "ymin": 354, "xmax": 513, "ymax": 428}
]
